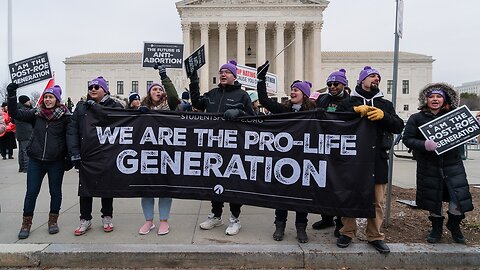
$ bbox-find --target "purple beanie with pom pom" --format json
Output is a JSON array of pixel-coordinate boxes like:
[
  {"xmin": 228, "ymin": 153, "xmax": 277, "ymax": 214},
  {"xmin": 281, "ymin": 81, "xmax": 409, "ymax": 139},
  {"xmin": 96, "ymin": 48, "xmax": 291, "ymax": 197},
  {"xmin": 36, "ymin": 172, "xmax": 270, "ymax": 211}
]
[{"xmin": 219, "ymin": 60, "xmax": 238, "ymax": 78}]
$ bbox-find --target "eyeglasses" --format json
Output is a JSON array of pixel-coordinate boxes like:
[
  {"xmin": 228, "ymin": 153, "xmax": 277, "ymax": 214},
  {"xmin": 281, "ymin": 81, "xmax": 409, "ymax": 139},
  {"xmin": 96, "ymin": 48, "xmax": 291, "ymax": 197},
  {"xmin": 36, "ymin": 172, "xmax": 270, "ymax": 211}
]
[
  {"xmin": 218, "ymin": 70, "xmax": 232, "ymax": 75},
  {"xmin": 327, "ymin": 82, "xmax": 340, "ymax": 87},
  {"xmin": 88, "ymin": 85, "xmax": 100, "ymax": 91}
]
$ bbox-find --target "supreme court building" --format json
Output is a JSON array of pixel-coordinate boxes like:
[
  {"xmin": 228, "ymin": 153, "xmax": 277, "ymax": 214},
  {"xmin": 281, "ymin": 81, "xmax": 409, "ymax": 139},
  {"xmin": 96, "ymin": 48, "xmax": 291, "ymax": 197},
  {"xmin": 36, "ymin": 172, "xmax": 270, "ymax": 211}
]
[{"xmin": 64, "ymin": 0, "xmax": 434, "ymax": 120}]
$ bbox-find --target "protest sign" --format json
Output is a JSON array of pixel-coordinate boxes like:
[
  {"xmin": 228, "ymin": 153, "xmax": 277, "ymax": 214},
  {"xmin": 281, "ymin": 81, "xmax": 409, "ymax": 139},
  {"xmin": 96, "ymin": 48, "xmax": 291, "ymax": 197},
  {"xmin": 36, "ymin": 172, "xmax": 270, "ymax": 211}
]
[
  {"xmin": 142, "ymin": 42, "xmax": 184, "ymax": 68},
  {"xmin": 419, "ymin": 105, "xmax": 480, "ymax": 155},
  {"xmin": 184, "ymin": 45, "xmax": 206, "ymax": 77},
  {"xmin": 236, "ymin": 64, "xmax": 278, "ymax": 95},
  {"xmin": 9, "ymin": 52, "xmax": 52, "ymax": 87},
  {"xmin": 79, "ymin": 107, "xmax": 377, "ymax": 217}
]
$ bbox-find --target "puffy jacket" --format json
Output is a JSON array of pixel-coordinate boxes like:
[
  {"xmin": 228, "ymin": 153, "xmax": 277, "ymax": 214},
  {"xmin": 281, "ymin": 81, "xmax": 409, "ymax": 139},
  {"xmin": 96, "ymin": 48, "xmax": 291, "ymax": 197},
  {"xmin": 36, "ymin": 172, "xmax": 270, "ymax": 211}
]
[
  {"xmin": 402, "ymin": 82, "xmax": 473, "ymax": 214},
  {"xmin": 67, "ymin": 96, "xmax": 123, "ymax": 158},
  {"xmin": 337, "ymin": 85, "xmax": 404, "ymax": 184},
  {"xmin": 8, "ymin": 96, "xmax": 71, "ymax": 162},
  {"xmin": 190, "ymin": 80, "xmax": 254, "ymax": 115}
]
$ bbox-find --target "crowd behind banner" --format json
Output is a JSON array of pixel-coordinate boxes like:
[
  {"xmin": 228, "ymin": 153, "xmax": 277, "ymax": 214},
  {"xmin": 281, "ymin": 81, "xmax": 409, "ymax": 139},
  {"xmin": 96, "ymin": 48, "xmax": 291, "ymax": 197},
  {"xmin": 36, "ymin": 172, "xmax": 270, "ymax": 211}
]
[{"xmin": 3, "ymin": 55, "xmax": 479, "ymax": 255}]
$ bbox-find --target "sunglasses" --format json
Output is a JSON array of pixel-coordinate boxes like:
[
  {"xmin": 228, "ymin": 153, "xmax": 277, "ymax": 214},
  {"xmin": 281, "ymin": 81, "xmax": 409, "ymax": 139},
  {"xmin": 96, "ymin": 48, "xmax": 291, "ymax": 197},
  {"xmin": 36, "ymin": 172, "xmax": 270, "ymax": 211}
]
[
  {"xmin": 327, "ymin": 82, "xmax": 340, "ymax": 87},
  {"xmin": 88, "ymin": 85, "xmax": 100, "ymax": 91}
]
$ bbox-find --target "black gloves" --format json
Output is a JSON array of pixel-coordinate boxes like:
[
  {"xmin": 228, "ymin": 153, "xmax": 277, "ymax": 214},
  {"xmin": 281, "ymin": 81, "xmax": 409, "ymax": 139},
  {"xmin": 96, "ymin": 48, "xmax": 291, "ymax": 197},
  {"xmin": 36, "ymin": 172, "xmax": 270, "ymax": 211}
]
[
  {"xmin": 71, "ymin": 155, "xmax": 81, "ymax": 169},
  {"xmin": 224, "ymin": 109, "xmax": 243, "ymax": 120},
  {"xmin": 189, "ymin": 70, "xmax": 199, "ymax": 84},
  {"xmin": 257, "ymin": 61, "xmax": 270, "ymax": 81},
  {"xmin": 139, "ymin": 106, "xmax": 149, "ymax": 113},
  {"xmin": 154, "ymin": 63, "xmax": 167, "ymax": 80},
  {"xmin": 85, "ymin": 100, "xmax": 96, "ymax": 108},
  {"xmin": 7, "ymin": 83, "xmax": 18, "ymax": 97}
]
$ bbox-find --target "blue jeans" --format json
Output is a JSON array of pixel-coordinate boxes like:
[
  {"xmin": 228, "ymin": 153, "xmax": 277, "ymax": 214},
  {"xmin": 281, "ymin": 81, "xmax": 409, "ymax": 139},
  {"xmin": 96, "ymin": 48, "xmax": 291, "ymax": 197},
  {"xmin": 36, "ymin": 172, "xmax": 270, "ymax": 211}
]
[
  {"xmin": 23, "ymin": 158, "xmax": 64, "ymax": 216},
  {"xmin": 141, "ymin": 197, "xmax": 172, "ymax": 220}
]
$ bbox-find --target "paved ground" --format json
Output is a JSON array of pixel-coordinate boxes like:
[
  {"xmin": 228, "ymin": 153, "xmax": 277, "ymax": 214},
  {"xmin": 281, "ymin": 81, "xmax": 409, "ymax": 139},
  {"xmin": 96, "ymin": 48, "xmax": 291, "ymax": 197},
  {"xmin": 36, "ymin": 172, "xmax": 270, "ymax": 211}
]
[{"xmin": 0, "ymin": 149, "xmax": 479, "ymax": 269}]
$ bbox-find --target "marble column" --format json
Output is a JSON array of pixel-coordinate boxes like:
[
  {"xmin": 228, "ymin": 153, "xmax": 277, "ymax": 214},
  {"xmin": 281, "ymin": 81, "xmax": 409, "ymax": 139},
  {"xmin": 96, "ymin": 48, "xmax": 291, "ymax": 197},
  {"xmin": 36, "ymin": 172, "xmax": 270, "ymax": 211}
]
[
  {"xmin": 275, "ymin": 21, "xmax": 286, "ymax": 96},
  {"xmin": 236, "ymin": 22, "xmax": 247, "ymax": 65},
  {"xmin": 294, "ymin": 21, "xmax": 304, "ymax": 80},
  {"xmin": 181, "ymin": 22, "xmax": 191, "ymax": 59},
  {"xmin": 200, "ymin": 22, "xmax": 210, "ymax": 91},
  {"xmin": 312, "ymin": 21, "xmax": 323, "ymax": 90},
  {"xmin": 218, "ymin": 22, "xmax": 228, "ymax": 66},
  {"xmin": 256, "ymin": 21, "xmax": 267, "ymax": 67}
]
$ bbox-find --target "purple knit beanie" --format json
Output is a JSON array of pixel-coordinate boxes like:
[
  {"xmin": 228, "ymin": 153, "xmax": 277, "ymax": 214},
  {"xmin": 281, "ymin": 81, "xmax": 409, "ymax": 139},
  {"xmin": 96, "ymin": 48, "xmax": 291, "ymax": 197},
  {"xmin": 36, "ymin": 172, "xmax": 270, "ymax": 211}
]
[
  {"xmin": 358, "ymin": 66, "xmax": 381, "ymax": 84},
  {"xmin": 44, "ymin": 85, "xmax": 62, "ymax": 103},
  {"xmin": 147, "ymin": 82, "xmax": 164, "ymax": 94},
  {"xmin": 291, "ymin": 80, "xmax": 312, "ymax": 97},
  {"xmin": 327, "ymin": 68, "xmax": 348, "ymax": 86},
  {"xmin": 89, "ymin": 76, "xmax": 110, "ymax": 94},
  {"xmin": 219, "ymin": 59, "xmax": 238, "ymax": 78}
]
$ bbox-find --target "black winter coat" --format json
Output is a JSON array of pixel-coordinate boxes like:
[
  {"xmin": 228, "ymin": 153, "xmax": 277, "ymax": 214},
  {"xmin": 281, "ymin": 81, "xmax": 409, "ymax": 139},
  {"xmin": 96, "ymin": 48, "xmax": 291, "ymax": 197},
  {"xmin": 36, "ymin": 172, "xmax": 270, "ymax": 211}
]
[
  {"xmin": 337, "ymin": 85, "xmax": 404, "ymax": 184},
  {"xmin": 8, "ymin": 97, "xmax": 71, "ymax": 162},
  {"xmin": 316, "ymin": 92, "xmax": 350, "ymax": 112},
  {"xmin": 15, "ymin": 103, "xmax": 34, "ymax": 141},
  {"xmin": 402, "ymin": 110, "xmax": 473, "ymax": 214},
  {"xmin": 67, "ymin": 97, "xmax": 123, "ymax": 158},
  {"xmin": 190, "ymin": 80, "xmax": 254, "ymax": 115}
]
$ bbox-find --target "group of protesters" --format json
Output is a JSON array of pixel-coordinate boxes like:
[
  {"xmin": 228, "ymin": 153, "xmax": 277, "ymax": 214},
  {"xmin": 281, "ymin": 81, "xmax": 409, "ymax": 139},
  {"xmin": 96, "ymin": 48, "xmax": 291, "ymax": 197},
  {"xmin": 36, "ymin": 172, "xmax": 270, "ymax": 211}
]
[{"xmin": 4, "ymin": 57, "xmax": 475, "ymax": 254}]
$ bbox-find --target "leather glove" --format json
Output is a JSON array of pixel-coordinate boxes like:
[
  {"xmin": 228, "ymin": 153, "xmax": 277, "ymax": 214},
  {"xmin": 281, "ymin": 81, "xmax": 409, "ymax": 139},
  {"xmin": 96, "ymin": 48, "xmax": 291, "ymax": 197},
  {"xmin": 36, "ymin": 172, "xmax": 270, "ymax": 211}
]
[
  {"xmin": 189, "ymin": 69, "xmax": 199, "ymax": 83},
  {"xmin": 7, "ymin": 83, "xmax": 18, "ymax": 97},
  {"xmin": 71, "ymin": 155, "xmax": 81, "ymax": 169},
  {"xmin": 139, "ymin": 106, "xmax": 149, "ymax": 113},
  {"xmin": 424, "ymin": 139, "xmax": 438, "ymax": 151},
  {"xmin": 224, "ymin": 109, "xmax": 243, "ymax": 120},
  {"xmin": 353, "ymin": 105, "xmax": 371, "ymax": 117},
  {"xmin": 154, "ymin": 63, "xmax": 168, "ymax": 80},
  {"xmin": 367, "ymin": 107, "xmax": 384, "ymax": 121},
  {"xmin": 85, "ymin": 100, "xmax": 96, "ymax": 109},
  {"xmin": 256, "ymin": 61, "xmax": 270, "ymax": 81}
]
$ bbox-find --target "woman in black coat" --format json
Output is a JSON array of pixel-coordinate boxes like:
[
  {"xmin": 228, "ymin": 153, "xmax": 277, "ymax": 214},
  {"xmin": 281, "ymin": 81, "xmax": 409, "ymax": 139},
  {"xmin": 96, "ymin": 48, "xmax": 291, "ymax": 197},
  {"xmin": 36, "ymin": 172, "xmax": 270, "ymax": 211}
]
[
  {"xmin": 402, "ymin": 82, "xmax": 473, "ymax": 244},
  {"xmin": 7, "ymin": 83, "xmax": 71, "ymax": 240}
]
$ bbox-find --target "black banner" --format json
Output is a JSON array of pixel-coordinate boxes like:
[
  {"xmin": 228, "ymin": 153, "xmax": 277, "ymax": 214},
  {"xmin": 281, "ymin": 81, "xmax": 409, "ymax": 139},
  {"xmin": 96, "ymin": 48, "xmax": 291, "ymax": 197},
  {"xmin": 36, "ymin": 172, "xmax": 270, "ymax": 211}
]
[
  {"xmin": 79, "ymin": 107, "xmax": 377, "ymax": 217},
  {"xmin": 419, "ymin": 105, "xmax": 480, "ymax": 154},
  {"xmin": 142, "ymin": 42, "xmax": 184, "ymax": 68},
  {"xmin": 184, "ymin": 45, "xmax": 206, "ymax": 77},
  {"xmin": 9, "ymin": 52, "xmax": 52, "ymax": 87}
]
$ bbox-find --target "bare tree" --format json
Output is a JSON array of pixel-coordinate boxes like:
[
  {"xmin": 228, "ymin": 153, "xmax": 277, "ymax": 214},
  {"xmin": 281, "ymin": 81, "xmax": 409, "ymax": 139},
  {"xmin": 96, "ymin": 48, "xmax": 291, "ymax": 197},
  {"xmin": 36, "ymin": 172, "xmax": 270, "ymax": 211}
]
[
  {"xmin": 0, "ymin": 82, "xmax": 7, "ymax": 104},
  {"xmin": 31, "ymin": 91, "xmax": 41, "ymax": 106}
]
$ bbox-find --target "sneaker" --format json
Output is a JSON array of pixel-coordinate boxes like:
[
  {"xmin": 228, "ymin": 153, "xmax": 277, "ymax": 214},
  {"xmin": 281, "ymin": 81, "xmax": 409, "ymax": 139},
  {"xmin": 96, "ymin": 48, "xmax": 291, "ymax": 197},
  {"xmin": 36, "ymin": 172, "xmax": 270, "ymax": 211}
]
[
  {"xmin": 102, "ymin": 216, "xmax": 114, "ymax": 232},
  {"xmin": 139, "ymin": 221, "xmax": 155, "ymax": 235},
  {"xmin": 158, "ymin": 221, "xmax": 169, "ymax": 235},
  {"xmin": 225, "ymin": 216, "xmax": 241, "ymax": 236},
  {"xmin": 199, "ymin": 213, "xmax": 223, "ymax": 230},
  {"xmin": 336, "ymin": 235, "xmax": 352, "ymax": 248},
  {"xmin": 368, "ymin": 240, "xmax": 390, "ymax": 254},
  {"xmin": 74, "ymin": 219, "xmax": 92, "ymax": 236}
]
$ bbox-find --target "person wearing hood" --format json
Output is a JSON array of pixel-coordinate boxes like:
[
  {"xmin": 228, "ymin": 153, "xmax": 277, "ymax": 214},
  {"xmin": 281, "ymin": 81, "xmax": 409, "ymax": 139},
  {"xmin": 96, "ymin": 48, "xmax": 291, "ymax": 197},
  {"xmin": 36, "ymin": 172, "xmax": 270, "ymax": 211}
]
[
  {"xmin": 7, "ymin": 83, "xmax": 72, "ymax": 239},
  {"xmin": 336, "ymin": 66, "xmax": 404, "ymax": 254},
  {"xmin": 188, "ymin": 59, "xmax": 254, "ymax": 236},
  {"xmin": 67, "ymin": 76, "xmax": 124, "ymax": 236},
  {"xmin": 256, "ymin": 61, "xmax": 316, "ymax": 243},
  {"xmin": 15, "ymin": 95, "xmax": 34, "ymax": 173},
  {"xmin": 138, "ymin": 64, "xmax": 180, "ymax": 236},
  {"xmin": 402, "ymin": 83, "xmax": 473, "ymax": 244},
  {"xmin": 246, "ymin": 90, "xmax": 264, "ymax": 116},
  {"xmin": 312, "ymin": 69, "xmax": 350, "ymax": 236}
]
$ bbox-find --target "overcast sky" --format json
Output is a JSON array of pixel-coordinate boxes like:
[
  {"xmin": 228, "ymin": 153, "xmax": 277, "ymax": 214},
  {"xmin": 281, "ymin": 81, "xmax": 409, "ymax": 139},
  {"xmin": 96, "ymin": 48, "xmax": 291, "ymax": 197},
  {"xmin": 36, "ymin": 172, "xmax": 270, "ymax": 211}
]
[{"xmin": 1, "ymin": 0, "xmax": 479, "ymax": 97}]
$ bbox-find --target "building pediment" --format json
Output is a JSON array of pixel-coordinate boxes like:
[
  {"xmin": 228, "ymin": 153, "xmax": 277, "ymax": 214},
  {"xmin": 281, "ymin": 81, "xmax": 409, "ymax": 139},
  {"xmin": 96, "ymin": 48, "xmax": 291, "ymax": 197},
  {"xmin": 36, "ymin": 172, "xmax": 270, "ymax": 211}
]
[{"xmin": 176, "ymin": 0, "xmax": 329, "ymax": 7}]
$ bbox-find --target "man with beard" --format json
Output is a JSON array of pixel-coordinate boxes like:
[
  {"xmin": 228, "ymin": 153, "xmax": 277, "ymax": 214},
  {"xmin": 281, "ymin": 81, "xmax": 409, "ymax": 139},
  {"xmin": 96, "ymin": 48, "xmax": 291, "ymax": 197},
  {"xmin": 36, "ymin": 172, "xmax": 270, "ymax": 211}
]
[
  {"xmin": 336, "ymin": 66, "xmax": 404, "ymax": 254},
  {"xmin": 15, "ymin": 96, "xmax": 34, "ymax": 173},
  {"xmin": 312, "ymin": 68, "xmax": 350, "ymax": 236}
]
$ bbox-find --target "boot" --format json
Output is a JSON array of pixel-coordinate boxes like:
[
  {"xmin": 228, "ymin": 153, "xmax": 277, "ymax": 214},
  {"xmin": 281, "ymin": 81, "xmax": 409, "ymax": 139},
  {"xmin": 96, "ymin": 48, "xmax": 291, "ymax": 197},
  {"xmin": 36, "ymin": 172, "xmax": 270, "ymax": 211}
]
[
  {"xmin": 295, "ymin": 223, "xmax": 309, "ymax": 243},
  {"xmin": 334, "ymin": 216, "xmax": 343, "ymax": 238},
  {"xmin": 273, "ymin": 221, "xmax": 286, "ymax": 241},
  {"xmin": 446, "ymin": 211, "xmax": 465, "ymax": 244},
  {"xmin": 426, "ymin": 216, "xmax": 444, "ymax": 243},
  {"xmin": 18, "ymin": 216, "xmax": 33, "ymax": 239},
  {"xmin": 48, "ymin": 213, "xmax": 60, "ymax": 234}
]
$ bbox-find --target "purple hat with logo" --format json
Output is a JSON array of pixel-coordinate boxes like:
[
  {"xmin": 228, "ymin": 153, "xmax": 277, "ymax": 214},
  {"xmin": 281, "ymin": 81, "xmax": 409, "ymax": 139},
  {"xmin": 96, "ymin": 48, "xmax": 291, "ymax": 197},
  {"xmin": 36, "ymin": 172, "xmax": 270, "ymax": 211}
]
[
  {"xmin": 147, "ymin": 82, "xmax": 164, "ymax": 94},
  {"xmin": 219, "ymin": 59, "xmax": 238, "ymax": 78},
  {"xmin": 291, "ymin": 80, "xmax": 312, "ymax": 98},
  {"xmin": 89, "ymin": 76, "xmax": 109, "ymax": 94},
  {"xmin": 44, "ymin": 85, "xmax": 62, "ymax": 103},
  {"xmin": 327, "ymin": 68, "xmax": 348, "ymax": 86},
  {"xmin": 358, "ymin": 66, "xmax": 381, "ymax": 84},
  {"xmin": 427, "ymin": 89, "xmax": 446, "ymax": 99}
]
